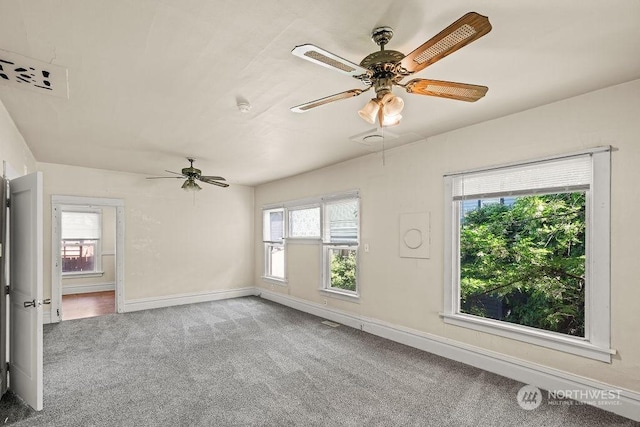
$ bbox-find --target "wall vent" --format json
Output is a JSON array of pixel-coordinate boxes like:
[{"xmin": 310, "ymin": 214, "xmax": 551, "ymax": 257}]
[
  {"xmin": 349, "ymin": 128, "xmax": 399, "ymax": 146},
  {"xmin": 0, "ymin": 49, "xmax": 69, "ymax": 98},
  {"xmin": 321, "ymin": 320, "xmax": 341, "ymax": 328}
]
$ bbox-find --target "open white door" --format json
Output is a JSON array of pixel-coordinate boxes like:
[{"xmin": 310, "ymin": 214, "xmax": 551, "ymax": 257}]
[{"xmin": 9, "ymin": 172, "xmax": 43, "ymax": 411}]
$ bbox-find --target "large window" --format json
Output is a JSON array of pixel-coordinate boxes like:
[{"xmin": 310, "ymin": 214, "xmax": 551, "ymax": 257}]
[
  {"xmin": 263, "ymin": 208, "xmax": 285, "ymax": 281},
  {"xmin": 443, "ymin": 148, "xmax": 612, "ymax": 362},
  {"xmin": 61, "ymin": 209, "xmax": 102, "ymax": 275},
  {"xmin": 262, "ymin": 192, "xmax": 360, "ymax": 297}
]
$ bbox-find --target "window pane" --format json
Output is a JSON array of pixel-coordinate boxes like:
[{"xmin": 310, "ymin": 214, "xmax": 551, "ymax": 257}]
[
  {"xmin": 61, "ymin": 240, "xmax": 97, "ymax": 273},
  {"xmin": 459, "ymin": 192, "xmax": 586, "ymax": 337},
  {"xmin": 266, "ymin": 244, "xmax": 285, "ymax": 279},
  {"xmin": 263, "ymin": 209, "xmax": 284, "ymax": 242},
  {"xmin": 325, "ymin": 199, "xmax": 358, "ymax": 243},
  {"xmin": 328, "ymin": 247, "xmax": 357, "ymax": 292},
  {"xmin": 289, "ymin": 207, "xmax": 320, "ymax": 238}
]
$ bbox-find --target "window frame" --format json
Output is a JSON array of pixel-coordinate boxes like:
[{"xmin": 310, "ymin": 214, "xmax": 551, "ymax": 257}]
[
  {"xmin": 61, "ymin": 207, "xmax": 103, "ymax": 277},
  {"xmin": 442, "ymin": 147, "xmax": 613, "ymax": 362},
  {"xmin": 321, "ymin": 196, "xmax": 360, "ymax": 297},
  {"xmin": 262, "ymin": 207, "xmax": 287, "ymax": 283},
  {"xmin": 261, "ymin": 191, "xmax": 360, "ymax": 299}
]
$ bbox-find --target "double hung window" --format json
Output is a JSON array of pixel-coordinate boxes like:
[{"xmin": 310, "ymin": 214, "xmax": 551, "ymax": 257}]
[
  {"xmin": 443, "ymin": 148, "xmax": 612, "ymax": 361},
  {"xmin": 263, "ymin": 208, "xmax": 285, "ymax": 281},
  {"xmin": 61, "ymin": 209, "xmax": 102, "ymax": 275},
  {"xmin": 323, "ymin": 197, "xmax": 359, "ymax": 294}
]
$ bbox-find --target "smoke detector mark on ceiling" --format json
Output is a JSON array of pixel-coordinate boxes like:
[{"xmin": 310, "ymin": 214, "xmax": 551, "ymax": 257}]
[
  {"xmin": 349, "ymin": 128, "xmax": 399, "ymax": 146},
  {"xmin": 0, "ymin": 49, "xmax": 69, "ymax": 98}
]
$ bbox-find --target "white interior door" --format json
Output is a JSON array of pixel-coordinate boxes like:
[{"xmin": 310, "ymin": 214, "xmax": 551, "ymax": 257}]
[{"xmin": 9, "ymin": 172, "xmax": 43, "ymax": 411}]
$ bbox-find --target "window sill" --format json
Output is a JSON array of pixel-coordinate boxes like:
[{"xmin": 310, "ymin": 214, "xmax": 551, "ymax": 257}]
[
  {"xmin": 62, "ymin": 271, "xmax": 104, "ymax": 279},
  {"xmin": 284, "ymin": 238, "xmax": 322, "ymax": 245},
  {"xmin": 261, "ymin": 276, "xmax": 288, "ymax": 286},
  {"xmin": 440, "ymin": 312, "xmax": 615, "ymax": 363},
  {"xmin": 320, "ymin": 288, "xmax": 360, "ymax": 302}
]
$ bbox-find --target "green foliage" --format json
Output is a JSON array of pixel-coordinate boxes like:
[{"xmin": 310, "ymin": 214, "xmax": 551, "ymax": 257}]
[
  {"xmin": 330, "ymin": 250, "xmax": 357, "ymax": 291},
  {"xmin": 460, "ymin": 193, "xmax": 586, "ymax": 336}
]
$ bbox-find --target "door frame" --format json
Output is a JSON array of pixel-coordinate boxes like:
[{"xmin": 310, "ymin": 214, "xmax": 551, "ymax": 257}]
[{"xmin": 51, "ymin": 196, "xmax": 125, "ymax": 322}]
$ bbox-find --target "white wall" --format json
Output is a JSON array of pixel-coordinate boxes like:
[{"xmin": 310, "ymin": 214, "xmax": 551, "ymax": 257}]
[
  {"xmin": 254, "ymin": 79, "xmax": 640, "ymax": 392},
  {"xmin": 0, "ymin": 100, "xmax": 36, "ymax": 175},
  {"xmin": 38, "ymin": 163, "xmax": 254, "ymax": 303}
]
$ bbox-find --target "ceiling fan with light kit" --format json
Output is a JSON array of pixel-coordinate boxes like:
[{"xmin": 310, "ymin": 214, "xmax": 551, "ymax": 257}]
[
  {"xmin": 291, "ymin": 12, "xmax": 492, "ymax": 127},
  {"xmin": 146, "ymin": 158, "xmax": 228, "ymax": 191}
]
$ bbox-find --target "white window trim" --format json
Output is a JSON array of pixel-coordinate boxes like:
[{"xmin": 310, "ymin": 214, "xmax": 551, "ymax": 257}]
[
  {"xmin": 262, "ymin": 190, "xmax": 360, "ymax": 297},
  {"xmin": 62, "ymin": 270, "xmax": 104, "ymax": 279},
  {"xmin": 443, "ymin": 147, "xmax": 613, "ymax": 362},
  {"xmin": 321, "ymin": 244, "xmax": 360, "ymax": 298},
  {"xmin": 61, "ymin": 206, "xmax": 103, "ymax": 276},
  {"xmin": 263, "ymin": 241, "xmax": 286, "ymax": 283},
  {"xmin": 263, "ymin": 207, "xmax": 286, "ymax": 282},
  {"xmin": 321, "ymin": 194, "xmax": 360, "ymax": 297}
]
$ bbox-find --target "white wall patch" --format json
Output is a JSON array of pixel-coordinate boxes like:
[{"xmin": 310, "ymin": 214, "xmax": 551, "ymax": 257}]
[{"xmin": 399, "ymin": 212, "xmax": 430, "ymax": 259}]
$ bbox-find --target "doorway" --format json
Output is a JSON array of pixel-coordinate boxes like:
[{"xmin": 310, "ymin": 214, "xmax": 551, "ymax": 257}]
[
  {"xmin": 51, "ymin": 196, "xmax": 125, "ymax": 323},
  {"xmin": 61, "ymin": 291, "xmax": 115, "ymax": 320}
]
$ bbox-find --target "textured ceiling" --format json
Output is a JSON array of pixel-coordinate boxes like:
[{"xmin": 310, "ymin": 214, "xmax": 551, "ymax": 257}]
[{"xmin": 1, "ymin": 0, "xmax": 639, "ymax": 185}]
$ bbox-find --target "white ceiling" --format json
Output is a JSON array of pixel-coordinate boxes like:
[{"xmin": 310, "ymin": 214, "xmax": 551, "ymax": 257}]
[{"xmin": 1, "ymin": 1, "xmax": 639, "ymax": 186}]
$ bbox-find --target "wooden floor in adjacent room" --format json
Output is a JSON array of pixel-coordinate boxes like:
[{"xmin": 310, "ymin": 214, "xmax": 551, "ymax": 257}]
[{"xmin": 62, "ymin": 291, "xmax": 115, "ymax": 321}]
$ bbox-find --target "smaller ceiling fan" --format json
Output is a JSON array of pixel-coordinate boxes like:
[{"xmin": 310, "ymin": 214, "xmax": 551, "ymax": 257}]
[{"xmin": 146, "ymin": 158, "xmax": 228, "ymax": 191}]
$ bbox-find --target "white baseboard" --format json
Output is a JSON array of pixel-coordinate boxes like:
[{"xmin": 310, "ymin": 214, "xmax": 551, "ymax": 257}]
[
  {"xmin": 258, "ymin": 289, "xmax": 640, "ymax": 422},
  {"xmin": 124, "ymin": 287, "xmax": 258, "ymax": 313},
  {"xmin": 62, "ymin": 282, "xmax": 115, "ymax": 295}
]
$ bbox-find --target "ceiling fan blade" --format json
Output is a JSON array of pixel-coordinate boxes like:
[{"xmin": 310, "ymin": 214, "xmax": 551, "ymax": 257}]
[
  {"xmin": 291, "ymin": 88, "xmax": 368, "ymax": 113},
  {"xmin": 404, "ymin": 78, "xmax": 488, "ymax": 102},
  {"xmin": 198, "ymin": 177, "xmax": 229, "ymax": 188},
  {"xmin": 165, "ymin": 170, "xmax": 186, "ymax": 177},
  {"xmin": 292, "ymin": 44, "xmax": 372, "ymax": 80},
  {"xmin": 400, "ymin": 12, "xmax": 492, "ymax": 74},
  {"xmin": 146, "ymin": 176, "xmax": 184, "ymax": 179},
  {"xmin": 199, "ymin": 175, "xmax": 226, "ymax": 181}
]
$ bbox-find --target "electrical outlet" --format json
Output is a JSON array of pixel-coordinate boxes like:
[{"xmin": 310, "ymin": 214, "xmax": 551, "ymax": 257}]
[
  {"xmin": 323, "ymin": 298, "xmax": 327, "ymax": 305},
  {"xmin": 270, "ymin": 284, "xmax": 274, "ymax": 290}
]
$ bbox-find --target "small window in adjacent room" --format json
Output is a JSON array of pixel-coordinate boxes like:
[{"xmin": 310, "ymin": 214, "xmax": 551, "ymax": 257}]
[
  {"xmin": 443, "ymin": 148, "xmax": 612, "ymax": 362},
  {"xmin": 61, "ymin": 209, "xmax": 102, "ymax": 275},
  {"xmin": 263, "ymin": 208, "xmax": 285, "ymax": 281},
  {"xmin": 323, "ymin": 197, "xmax": 359, "ymax": 295}
]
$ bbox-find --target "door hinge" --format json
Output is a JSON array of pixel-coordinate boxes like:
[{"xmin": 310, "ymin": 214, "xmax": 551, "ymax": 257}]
[
  {"xmin": 57, "ymin": 309, "xmax": 60, "ymax": 318},
  {"xmin": 4, "ymin": 286, "xmax": 8, "ymax": 295},
  {"xmin": 5, "ymin": 362, "xmax": 9, "ymax": 372},
  {"xmin": 5, "ymin": 198, "xmax": 9, "ymax": 208}
]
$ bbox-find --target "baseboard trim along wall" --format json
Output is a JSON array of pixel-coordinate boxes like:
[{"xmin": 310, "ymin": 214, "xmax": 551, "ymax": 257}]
[
  {"xmin": 123, "ymin": 287, "xmax": 257, "ymax": 313},
  {"xmin": 258, "ymin": 289, "xmax": 640, "ymax": 422},
  {"xmin": 62, "ymin": 282, "xmax": 115, "ymax": 295}
]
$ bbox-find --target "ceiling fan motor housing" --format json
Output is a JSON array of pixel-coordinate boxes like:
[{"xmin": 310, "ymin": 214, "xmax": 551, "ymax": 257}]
[
  {"xmin": 181, "ymin": 166, "xmax": 201, "ymax": 177},
  {"xmin": 371, "ymin": 26, "xmax": 394, "ymax": 47}
]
